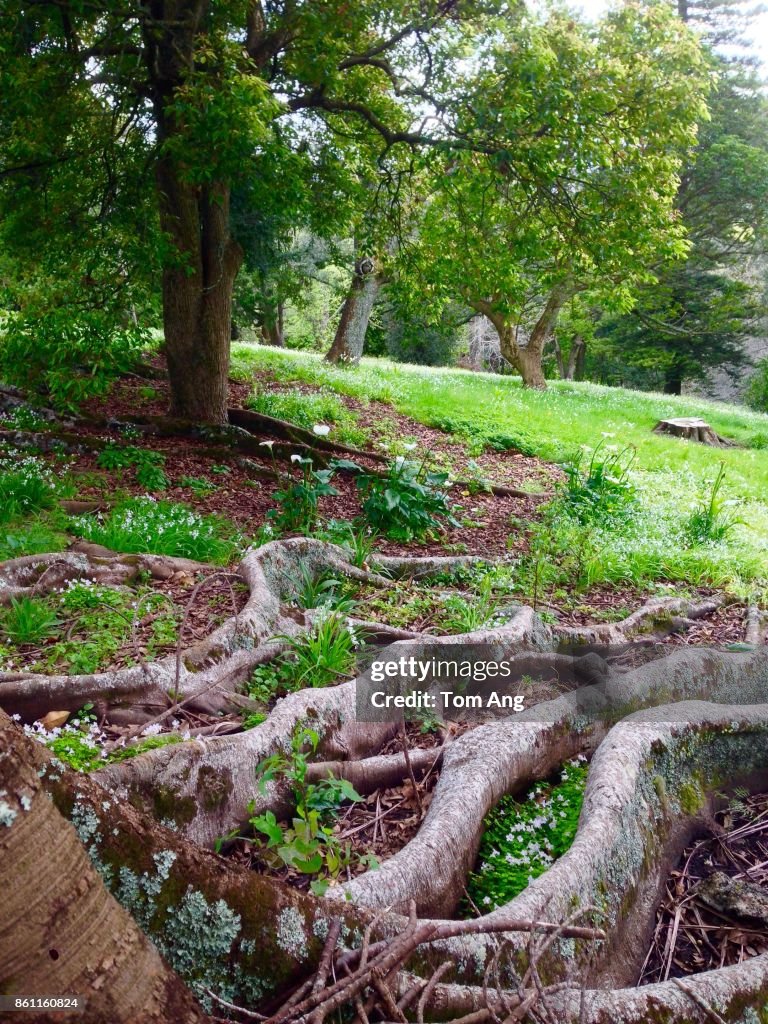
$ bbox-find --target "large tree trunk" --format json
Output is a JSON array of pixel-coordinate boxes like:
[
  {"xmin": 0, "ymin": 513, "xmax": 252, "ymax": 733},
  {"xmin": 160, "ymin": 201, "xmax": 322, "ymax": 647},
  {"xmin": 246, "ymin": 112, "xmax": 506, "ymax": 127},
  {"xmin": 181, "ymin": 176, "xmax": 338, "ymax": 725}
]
[
  {"xmin": 0, "ymin": 720, "xmax": 208, "ymax": 1023},
  {"xmin": 157, "ymin": 169, "xmax": 242, "ymax": 425},
  {"xmin": 325, "ymin": 259, "xmax": 382, "ymax": 364},
  {"xmin": 663, "ymin": 367, "xmax": 684, "ymax": 395},
  {"xmin": 146, "ymin": 9, "xmax": 242, "ymax": 426},
  {"xmin": 479, "ymin": 282, "xmax": 574, "ymax": 390}
]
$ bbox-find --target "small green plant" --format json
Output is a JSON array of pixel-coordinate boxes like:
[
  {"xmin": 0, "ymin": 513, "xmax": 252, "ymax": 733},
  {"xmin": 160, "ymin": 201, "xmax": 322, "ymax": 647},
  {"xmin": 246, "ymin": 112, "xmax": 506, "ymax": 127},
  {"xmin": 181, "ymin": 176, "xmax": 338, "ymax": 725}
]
[
  {"xmin": 1, "ymin": 596, "xmax": 59, "ymax": 645},
  {"xmin": 315, "ymin": 518, "xmax": 379, "ymax": 569},
  {"xmin": 0, "ymin": 451, "xmax": 57, "ymax": 522},
  {"xmin": 295, "ymin": 568, "xmax": 354, "ymax": 614},
  {"xmin": 440, "ymin": 575, "xmax": 501, "ymax": 633},
  {"xmin": 23, "ymin": 704, "xmax": 105, "ymax": 772},
  {"xmin": 275, "ymin": 610, "xmax": 360, "ymax": 689},
  {"xmin": 178, "ymin": 475, "xmax": 217, "ymax": 496},
  {"xmin": 685, "ymin": 463, "xmax": 740, "ymax": 544},
  {"xmin": 243, "ymin": 728, "xmax": 373, "ymax": 892},
  {"xmin": 559, "ymin": 441, "xmax": 636, "ymax": 524},
  {"xmin": 269, "ymin": 457, "xmax": 338, "ymax": 533},
  {"xmin": 71, "ymin": 497, "xmax": 241, "ymax": 562},
  {"xmin": 97, "ymin": 443, "xmax": 168, "ymax": 491},
  {"xmin": 358, "ymin": 457, "xmax": 458, "ymax": 541},
  {"xmin": 465, "ymin": 758, "xmax": 589, "ymax": 913}
]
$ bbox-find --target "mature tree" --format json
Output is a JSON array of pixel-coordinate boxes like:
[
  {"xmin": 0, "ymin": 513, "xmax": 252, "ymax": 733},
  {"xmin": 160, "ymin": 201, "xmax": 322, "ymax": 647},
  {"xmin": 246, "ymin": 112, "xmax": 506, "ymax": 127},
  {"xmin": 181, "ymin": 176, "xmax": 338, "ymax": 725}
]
[
  {"xmin": 396, "ymin": 4, "xmax": 711, "ymax": 389},
  {"xmin": 0, "ymin": 1, "xmax": 488, "ymax": 422},
  {"xmin": 595, "ymin": 0, "xmax": 768, "ymax": 394}
]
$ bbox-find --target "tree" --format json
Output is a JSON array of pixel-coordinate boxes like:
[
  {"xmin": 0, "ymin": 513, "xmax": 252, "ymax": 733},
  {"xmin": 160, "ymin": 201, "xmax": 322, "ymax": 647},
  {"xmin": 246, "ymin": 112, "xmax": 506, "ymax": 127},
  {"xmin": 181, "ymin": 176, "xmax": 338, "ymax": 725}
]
[
  {"xmin": 0, "ymin": 1, "xmax": 486, "ymax": 423},
  {"xmin": 594, "ymin": 0, "xmax": 768, "ymax": 395},
  {"xmin": 396, "ymin": 4, "xmax": 711, "ymax": 388}
]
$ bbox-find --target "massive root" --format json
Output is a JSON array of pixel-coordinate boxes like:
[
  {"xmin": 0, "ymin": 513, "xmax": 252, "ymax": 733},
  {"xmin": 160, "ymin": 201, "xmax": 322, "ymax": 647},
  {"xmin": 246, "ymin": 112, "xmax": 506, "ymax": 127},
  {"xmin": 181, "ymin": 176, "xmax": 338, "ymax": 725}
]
[{"xmin": 3, "ymin": 531, "xmax": 768, "ymax": 1023}]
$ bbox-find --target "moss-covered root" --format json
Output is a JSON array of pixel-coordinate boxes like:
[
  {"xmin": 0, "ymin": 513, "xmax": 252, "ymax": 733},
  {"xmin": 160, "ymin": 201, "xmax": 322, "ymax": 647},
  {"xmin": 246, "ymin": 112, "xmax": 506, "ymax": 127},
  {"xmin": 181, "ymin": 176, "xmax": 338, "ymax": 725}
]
[
  {"xmin": 341, "ymin": 646, "xmax": 768, "ymax": 920},
  {"xmin": 0, "ymin": 717, "xmax": 209, "ymax": 1024},
  {"xmin": 0, "ymin": 711, "xmax": 388, "ymax": 1013}
]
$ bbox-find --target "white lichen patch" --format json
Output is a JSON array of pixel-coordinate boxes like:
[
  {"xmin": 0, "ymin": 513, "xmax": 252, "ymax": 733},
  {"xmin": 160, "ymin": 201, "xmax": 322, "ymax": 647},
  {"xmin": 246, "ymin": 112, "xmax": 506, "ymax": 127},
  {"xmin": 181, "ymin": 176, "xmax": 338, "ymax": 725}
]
[{"xmin": 277, "ymin": 906, "xmax": 309, "ymax": 960}]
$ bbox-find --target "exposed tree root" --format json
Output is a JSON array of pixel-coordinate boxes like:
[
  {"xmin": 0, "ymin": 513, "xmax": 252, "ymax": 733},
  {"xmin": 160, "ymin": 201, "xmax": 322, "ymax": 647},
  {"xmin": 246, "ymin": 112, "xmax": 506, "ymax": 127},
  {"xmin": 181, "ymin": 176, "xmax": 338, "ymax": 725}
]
[
  {"xmin": 553, "ymin": 595, "xmax": 724, "ymax": 644},
  {"xmin": 4, "ymin": 526, "xmax": 768, "ymax": 1023}
]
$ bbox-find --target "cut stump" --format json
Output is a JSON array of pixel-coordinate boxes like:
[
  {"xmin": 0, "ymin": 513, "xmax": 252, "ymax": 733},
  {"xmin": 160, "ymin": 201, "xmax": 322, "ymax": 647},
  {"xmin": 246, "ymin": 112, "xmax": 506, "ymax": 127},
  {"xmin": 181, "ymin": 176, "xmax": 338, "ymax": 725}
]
[{"xmin": 653, "ymin": 417, "xmax": 734, "ymax": 447}]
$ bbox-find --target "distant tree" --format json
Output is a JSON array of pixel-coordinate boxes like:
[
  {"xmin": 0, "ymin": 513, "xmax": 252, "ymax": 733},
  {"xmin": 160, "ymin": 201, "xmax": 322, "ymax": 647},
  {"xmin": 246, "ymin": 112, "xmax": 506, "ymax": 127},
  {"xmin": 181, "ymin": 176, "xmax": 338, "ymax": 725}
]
[
  {"xmin": 0, "ymin": 1, "xmax": 486, "ymax": 421},
  {"xmin": 594, "ymin": 0, "xmax": 768, "ymax": 394},
  {"xmin": 396, "ymin": 4, "xmax": 711, "ymax": 389}
]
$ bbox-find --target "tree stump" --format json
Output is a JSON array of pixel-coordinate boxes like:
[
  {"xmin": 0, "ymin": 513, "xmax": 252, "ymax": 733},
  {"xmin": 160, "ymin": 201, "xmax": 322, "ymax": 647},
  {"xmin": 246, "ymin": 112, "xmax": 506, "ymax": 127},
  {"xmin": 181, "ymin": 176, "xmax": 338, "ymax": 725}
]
[{"xmin": 652, "ymin": 417, "xmax": 733, "ymax": 446}]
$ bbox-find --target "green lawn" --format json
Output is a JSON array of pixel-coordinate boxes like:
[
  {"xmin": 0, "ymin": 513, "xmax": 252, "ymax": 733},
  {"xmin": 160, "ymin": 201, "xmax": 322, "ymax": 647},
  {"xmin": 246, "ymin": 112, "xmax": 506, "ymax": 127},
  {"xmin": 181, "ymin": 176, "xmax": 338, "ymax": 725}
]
[{"xmin": 233, "ymin": 344, "xmax": 768, "ymax": 596}]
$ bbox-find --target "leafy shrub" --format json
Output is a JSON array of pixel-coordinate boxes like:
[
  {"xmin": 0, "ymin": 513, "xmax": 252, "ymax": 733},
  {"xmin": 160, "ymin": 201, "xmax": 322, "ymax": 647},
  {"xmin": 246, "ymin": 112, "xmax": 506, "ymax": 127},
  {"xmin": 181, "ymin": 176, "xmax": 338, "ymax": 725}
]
[
  {"xmin": 0, "ymin": 309, "xmax": 148, "ymax": 409},
  {"xmin": 235, "ymin": 728, "xmax": 374, "ymax": 893},
  {"xmin": 97, "ymin": 442, "xmax": 168, "ymax": 491},
  {"xmin": 358, "ymin": 458, "xmax": 458, "ymax": 541},
  {"xmin": 684, "ymin": 463, "xmax": 740, "ymax": 544},
  {"xmin": 465, "ymin": 758, "xmax": 588, "ymax": 912},
  {"xmin": 70, "ymin": 497, "xmax": 241, "ymax": 562},
  {"xmin": 0, "ymin": 451, "xmax": 57, "ymax": 522},
  {"xmin": 269, "ymin": 457, "xmax": 338, "ymax": 533},
  {"xmin": 559, "ymin": 441, "xmax": 636, "ymax": 524},
  {"xmin": 1, "ymin": 596, "xmax": 59, "ymax": 645}
]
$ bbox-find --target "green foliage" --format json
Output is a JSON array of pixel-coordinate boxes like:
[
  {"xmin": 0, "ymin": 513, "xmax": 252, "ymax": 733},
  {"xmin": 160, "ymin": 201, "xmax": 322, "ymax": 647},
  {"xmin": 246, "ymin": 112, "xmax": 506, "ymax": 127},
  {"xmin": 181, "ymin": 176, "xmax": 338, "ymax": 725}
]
[
  {"xmin": 243, "ymin": 728, "xmax": 372, "ymax": 892},
  {"xmin": 440, "ymin": 576, "xmax": 501, "ymax": 633},
  {"xmin": 746, "ymin": 359, "xmax": 768, "ymax": 414},
  {"xmin": 0, "ymin": 518, "xmax": 69, "ymax": 561},
  {"xmin": 684, "ymin": 463, "xmax": 740, "ymax": 544},
  {"xmin": 275, "ymin": 611, "xmax": 360, "ymax": 689},
  {"xmin": 295, "ymin": 569, "xmax": 354, "ymax": 615},
  {"xmin": 247, "ymin": 389, "xmax": 365, "ymax": 447},
  {"xmin": 269, "ymin": 457, "xmax": 338, "ymax": 534},
  {"xmin": 70, "ymin": 497, "xmax": 241, "ymax": 563},
  {"xmin": 97, "ymin": 442, "xmax": 168, "ymax": 491},
  {"xmin": 178, "ymin": 475, "xmax": 218, "ymax": 496},
  {"xmin": 0, "ymin": 451, "xmax": 57, "ymax": 523},
  {"xmin": 559, "ymin": 441, "xmax": 637, "ymax": 524},
  {"xmin": 465, "ymin": 759, "xmax": 589, "ymax": 912},
  {"xmin": 107, "ymin": 734, "xmax": 183, "ymax": 762},
  {"xmin": 358, "ymin": 458, "xmax": 458, "ymax": 542},
  {"xmin": 314, "ymin": 519, "xmax": 378, "ymax": 569},
  {"xmin": 0, "ymin": 310, "xmax": 150, "ymax": 409},
  {"xmin": 1, "ymin": 596, "xmax": 59, "ymax": 645}
]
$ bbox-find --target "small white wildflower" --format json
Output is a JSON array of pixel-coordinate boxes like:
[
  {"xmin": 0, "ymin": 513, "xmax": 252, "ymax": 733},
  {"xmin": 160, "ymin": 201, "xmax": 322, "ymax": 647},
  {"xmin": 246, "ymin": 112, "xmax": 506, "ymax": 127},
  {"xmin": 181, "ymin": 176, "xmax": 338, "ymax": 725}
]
[
  {"xmin": 142, "ymin": 723, "xmax": 162, "ymax": 736},
  {"xmin": 312, "ymin": 424, "xmax": 331, "ymax": 437},
  {"xmin": 259, "ymin": 440, "xmax": 275, "ymax": 449},
  {"xmin": 290, "ymin": 454, "xmax": 303, "ymax": 464}
]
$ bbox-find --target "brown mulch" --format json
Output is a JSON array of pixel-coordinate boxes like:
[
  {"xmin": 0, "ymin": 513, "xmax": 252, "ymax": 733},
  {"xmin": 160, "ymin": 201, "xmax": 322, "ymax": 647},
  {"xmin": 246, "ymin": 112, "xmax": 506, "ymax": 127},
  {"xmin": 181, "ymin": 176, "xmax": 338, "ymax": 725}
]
[
  {"xmin": 4, "ymin": 568, "xmax": 250, "ymax": 678},
  {"xmin": 640, "ymin": 790, "xmax": 768, "ymax": 985}
]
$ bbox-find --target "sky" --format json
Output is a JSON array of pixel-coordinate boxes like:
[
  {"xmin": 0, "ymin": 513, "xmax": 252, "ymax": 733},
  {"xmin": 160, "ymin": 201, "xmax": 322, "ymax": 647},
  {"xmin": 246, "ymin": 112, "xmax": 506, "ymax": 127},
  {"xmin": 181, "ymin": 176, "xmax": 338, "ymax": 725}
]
[{"xmin": 571, "ymin": 0, "xmax": 768, "ymax": 75}]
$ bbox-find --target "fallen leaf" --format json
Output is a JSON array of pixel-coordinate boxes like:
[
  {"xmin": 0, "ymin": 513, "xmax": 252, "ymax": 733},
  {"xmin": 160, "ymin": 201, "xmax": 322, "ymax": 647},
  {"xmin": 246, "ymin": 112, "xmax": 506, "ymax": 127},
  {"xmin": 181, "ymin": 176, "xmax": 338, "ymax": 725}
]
[{"xmin": 40, "ymin": 710, "xmax": 70, "ymax": 730}]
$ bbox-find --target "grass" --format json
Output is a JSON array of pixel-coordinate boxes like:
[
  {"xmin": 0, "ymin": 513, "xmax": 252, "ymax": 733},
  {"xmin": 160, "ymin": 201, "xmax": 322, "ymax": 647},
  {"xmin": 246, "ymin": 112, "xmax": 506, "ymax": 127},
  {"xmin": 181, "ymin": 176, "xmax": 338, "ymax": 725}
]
[
  {"xmin": 69, "ymin": 496, "xmax": 243, "ymax": 563},
  {"xmin": 233, "ymin": 344, "xmax": 768, "ymax": 595}
]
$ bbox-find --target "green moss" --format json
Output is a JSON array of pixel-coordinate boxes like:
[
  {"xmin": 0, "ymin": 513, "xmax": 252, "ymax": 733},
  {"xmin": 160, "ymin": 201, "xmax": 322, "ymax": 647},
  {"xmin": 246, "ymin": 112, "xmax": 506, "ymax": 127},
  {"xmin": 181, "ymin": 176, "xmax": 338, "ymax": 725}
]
[{"xmin": 150, "ymin": 785, "xmax": 197, "ymax": 826}]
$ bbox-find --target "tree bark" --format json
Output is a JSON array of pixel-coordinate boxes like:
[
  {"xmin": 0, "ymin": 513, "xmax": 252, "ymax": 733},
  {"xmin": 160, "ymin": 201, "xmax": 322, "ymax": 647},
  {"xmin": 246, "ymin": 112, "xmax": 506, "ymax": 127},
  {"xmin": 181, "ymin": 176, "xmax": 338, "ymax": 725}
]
[
  {"xmin": 476, "ymin": 282, "xmax": 574, "ymax": 390},
  {"xmin": 566, "ymin": 335, "xmax": 586, "ymax": 380},
  {"xmin": 145, "ymin": 9, "xmax": 242, "ymax": 426},
  {"xmin": 0, "ymin": 721, "xmax": 208, "ymax": 1023},
  {"xmin": 325, "ymin": 259, "xmax": 382, "ymax": 364}
]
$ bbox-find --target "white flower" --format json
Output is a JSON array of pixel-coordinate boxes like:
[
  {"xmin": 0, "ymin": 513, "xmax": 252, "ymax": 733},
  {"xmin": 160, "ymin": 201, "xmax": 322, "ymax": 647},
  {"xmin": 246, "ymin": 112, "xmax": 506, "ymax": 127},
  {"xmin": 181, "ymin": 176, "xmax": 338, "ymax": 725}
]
[
  {"xmin": 403, "ymin": 442, "xmax": 417, "ymax": 451},
  {"xmin": 142, "ymin": 723, "xmax": 162, "ymax": 736},
  {"xmin": 259, "ymin": 440, "xmax": 275, "ymax": 449},
  {"xmin": 312, "ymin": 424, "xmax": 331, "ymax": 437},
  {"xmin": 290, "ymin": 454, "xmax": 303, "ymax": 464}
]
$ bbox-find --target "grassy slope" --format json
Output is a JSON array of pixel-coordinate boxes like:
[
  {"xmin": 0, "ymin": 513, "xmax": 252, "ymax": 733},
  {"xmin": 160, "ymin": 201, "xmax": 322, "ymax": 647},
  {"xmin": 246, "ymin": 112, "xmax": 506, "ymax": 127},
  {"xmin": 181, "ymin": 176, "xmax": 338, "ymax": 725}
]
[{"xmin": 233, "ymin": 344, "xmax": 768, "ymax": 594}]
